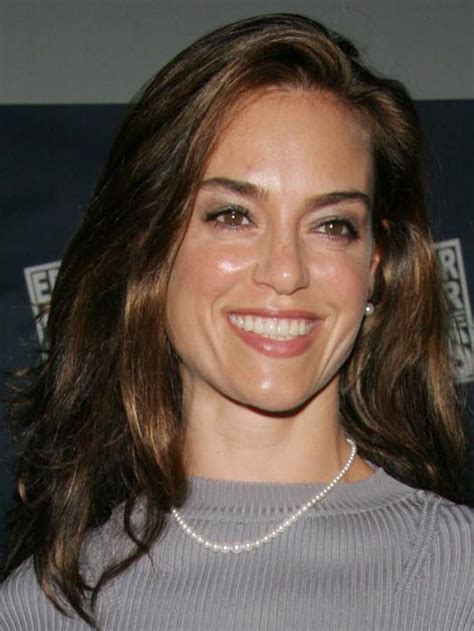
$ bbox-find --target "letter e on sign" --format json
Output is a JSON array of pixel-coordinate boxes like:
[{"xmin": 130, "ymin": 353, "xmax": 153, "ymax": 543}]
[{"xmin": 24, "ymin": 261, "xmax": 61, "ymax": 347}]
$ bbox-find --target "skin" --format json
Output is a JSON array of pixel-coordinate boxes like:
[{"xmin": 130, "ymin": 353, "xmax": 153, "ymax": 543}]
[{"xmin": 166, "ymin": 89, "xmax": 380, "ymax": 483}]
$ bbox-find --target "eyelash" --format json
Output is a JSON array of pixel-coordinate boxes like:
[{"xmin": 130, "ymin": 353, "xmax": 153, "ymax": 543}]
[
  {"xmin": 312, "ymin": 217, "xmax": 360, "ymax": 242},
  {"xmin": 205, "ymin": 206, "xmax": 252, "ymax": 230},
  {"xmin": 204, "ymin": 207, "xmax": 360, "ymax": 241}
]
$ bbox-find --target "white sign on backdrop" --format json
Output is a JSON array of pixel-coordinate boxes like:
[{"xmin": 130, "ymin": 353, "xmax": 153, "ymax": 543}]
[
  {"xmin": 435, "ymin": 238, "xmax": 474, "ymax": 383},
  {"xmin": 24, "ymin": 261, "xmax": 61, "ymax": 347}
]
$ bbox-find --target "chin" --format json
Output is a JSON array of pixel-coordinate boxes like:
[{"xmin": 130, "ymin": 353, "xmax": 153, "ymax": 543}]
[
  {"xmin": 226, "ymin": 369, "xmax": 338, "ymax": 416},
  {"xmin": 232, "ymin": 387, "xmax": 319, "ymax": 417}
]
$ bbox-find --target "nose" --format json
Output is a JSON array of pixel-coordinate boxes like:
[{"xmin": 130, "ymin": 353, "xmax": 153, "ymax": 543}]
[{"xmin": 252, "ymin": 228, "xmax": 310, "ymax": 295}]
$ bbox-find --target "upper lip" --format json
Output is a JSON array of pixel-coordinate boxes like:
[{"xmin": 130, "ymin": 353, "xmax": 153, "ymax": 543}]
[{"xmin": 226, "ymin": 308, "xmax": 318, "ymax": 319}]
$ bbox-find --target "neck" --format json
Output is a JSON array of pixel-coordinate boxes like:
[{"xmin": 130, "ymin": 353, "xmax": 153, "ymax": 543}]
[{"xmin": 182, "ymin": 380, "xmax": 372, "ymax": 484}]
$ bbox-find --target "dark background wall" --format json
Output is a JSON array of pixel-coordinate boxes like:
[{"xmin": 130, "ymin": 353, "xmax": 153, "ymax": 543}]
[{"xmin": 1, "ymin": 1, "xmax": 473, "ymax": 545}]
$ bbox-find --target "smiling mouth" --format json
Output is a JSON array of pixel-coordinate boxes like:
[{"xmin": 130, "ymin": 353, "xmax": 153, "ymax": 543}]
[{"xmin": 228, "ymin": 314, "xmax": 315, "ymax": 341}]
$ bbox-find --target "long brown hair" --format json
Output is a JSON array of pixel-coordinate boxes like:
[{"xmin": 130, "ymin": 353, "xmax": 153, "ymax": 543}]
[{"xmin": 2, "ymin": 13, "xmax": 467, "ymax": 625}]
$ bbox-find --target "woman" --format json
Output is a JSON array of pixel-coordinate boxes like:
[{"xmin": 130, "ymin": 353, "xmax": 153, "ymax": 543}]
[{"xmin": 1, "ymin": 13, "xmax": 472, "ymax": 631}]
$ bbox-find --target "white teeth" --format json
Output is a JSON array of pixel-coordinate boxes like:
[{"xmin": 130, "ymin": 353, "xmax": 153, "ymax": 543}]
[
  {"xmin": 229, "ymin": 315, "xmax": 313, "ymax": 340},
  {"xmin": 244, "ymin": 315, "xmax": 253, "ymax": 331},
  {"xmin": 277, "ymin": 319, "xmax": 289, "ymax": 337},
  {"xmin": 255, "ymin": 317, "xmax": 264, "ymax": 334},
  {"xmin": 266, "ymin": 319, "xmax": 277, "ymax": 336},
  {"xmin": 289, "ymin": 320, "xmax": 299, "ymax": 336}
]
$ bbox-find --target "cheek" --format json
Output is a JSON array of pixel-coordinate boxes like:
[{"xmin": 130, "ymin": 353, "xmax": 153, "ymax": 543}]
[
  {"xmin": 167, "ymin": 242, "xmax": 253, "ymax": 319},
  {"xmin": 308, "ymin": 252, "xmax": 372, "ymax": 305}
]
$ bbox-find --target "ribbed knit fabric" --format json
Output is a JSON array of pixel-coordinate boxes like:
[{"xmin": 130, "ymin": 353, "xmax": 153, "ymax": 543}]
[{"xmin": 1, "ymin": 466, "xmax": 473, "ymax": 630}]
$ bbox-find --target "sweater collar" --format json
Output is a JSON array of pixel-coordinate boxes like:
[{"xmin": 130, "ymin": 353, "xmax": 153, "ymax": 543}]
[{"xmin": 181, "ymin": 465, "xmax": 418, "ymax": 518}]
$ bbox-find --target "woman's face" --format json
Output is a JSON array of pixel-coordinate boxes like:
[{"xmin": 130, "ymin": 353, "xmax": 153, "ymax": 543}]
[{"xmin": 166, "ymin": 89, "xmax": 379, "ymax": 413}]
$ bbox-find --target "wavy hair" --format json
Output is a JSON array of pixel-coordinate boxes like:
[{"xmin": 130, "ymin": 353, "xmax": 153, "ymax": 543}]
[{"xmin": 2, "ymin": 13, "xmax": 467, "ymax": 626}]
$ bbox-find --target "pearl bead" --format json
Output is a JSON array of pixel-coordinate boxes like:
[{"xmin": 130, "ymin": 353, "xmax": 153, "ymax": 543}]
[{"xmin": 365, "ymin": 302, "xmax": 375, "ymax": 316}]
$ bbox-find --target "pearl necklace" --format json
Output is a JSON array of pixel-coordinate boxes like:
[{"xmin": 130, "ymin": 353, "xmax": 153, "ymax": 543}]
[{"xmin": 171, "ymin": 437, "xmax": 357, "ymax": 554}]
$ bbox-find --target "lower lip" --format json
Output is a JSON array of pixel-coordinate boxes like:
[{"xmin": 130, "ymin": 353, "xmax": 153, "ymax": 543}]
[{"xmin": 227, "ymin": 319, "xmax": 319, "ymax": 358}]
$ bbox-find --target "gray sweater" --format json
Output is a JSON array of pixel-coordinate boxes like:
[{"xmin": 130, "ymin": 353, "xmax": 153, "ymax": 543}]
[{"xmin": 1, "ymin": 466, "xmax": 473, "ymax": 630}]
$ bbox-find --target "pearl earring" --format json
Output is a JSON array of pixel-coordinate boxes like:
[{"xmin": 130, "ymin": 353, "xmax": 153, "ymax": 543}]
[{"xmin": 365, "ymin": 302, "xmax": 375, "ymax": 316}]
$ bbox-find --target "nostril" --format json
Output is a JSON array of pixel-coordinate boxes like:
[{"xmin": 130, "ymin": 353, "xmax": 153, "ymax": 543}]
[{"xmin": 252, "ymin": 245, "xmax": 310, "ymax": 295}]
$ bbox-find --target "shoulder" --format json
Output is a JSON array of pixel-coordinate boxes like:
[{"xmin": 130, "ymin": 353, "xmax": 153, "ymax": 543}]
[
  {"xmin": 426, "ymin": 492, "xmax": 473, "ymax": 563},
  {"xmin": 392, "ymin": 482, "xmax": 473, "ymax": 584},
  {"xmin": 374, "ymin": 466, "xmax": 473, "ymax": 535},
  {"xmin": 0, "ymin": 559, "xmax": 87, "ymax": 630},
  {"xmin": 389, "ymin": 488, "xmax": 473, "ymax": 627},
  {"xmin": 387, "ymin": 472, "xmax": 473, "ymax": 561},
  {"xmin": 413, "ymin": 486, "xmax": 474, "ymax": 544},
  {"xmin": 0, "ymin": 509, "xmax": 133, "ymax": 630},
  {"xmin": 435, "ymin": 492, "xmax": 474, "ymax": 525},
  {"xmin": 1, "ymin": 558, "xmax": 40, "ymax": 613},
  {"xmin": 368, "ymin": 468, "xmax": 473, "ymax": 578}
]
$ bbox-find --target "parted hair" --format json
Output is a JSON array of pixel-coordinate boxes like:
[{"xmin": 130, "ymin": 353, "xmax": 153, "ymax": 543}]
[{"xmin": 2, "ymin": 13, "xmax": 467, "ymax": 626}]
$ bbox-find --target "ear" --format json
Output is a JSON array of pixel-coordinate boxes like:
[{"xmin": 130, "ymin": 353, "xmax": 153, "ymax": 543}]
[
  {"xmin": 369, "ymin": 244, "xmax": 381, "ymax": 297},
  {"xmin": 368, "ymin": 219, "xmax": 389, "ymax": 296}
]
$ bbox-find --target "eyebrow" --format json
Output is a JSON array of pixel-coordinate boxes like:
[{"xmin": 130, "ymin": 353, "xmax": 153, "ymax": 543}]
[
  {"xmin": 199, "ymin": 177, "xmax": 372, "ymax": 212},
  {"xmin": 200, "ymin": 177, "xmax": 268, "ymax": 200}
]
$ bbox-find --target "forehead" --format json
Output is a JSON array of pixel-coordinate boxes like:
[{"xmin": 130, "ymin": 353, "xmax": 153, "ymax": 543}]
[{"xmin": 202, "ymin": 88, "xmax": 373, "ymax": 198}]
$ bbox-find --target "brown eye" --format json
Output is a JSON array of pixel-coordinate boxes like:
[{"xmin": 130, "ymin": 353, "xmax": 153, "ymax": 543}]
[
  {"xmin": 218, "ymin": 209, "xmax": 248, "ymax": 226},
  {"xmin": 323, "ymin": 221, "xmax": 348, "ymax": 235},
  {"xmin": 314, "ymin": 218, "xmax": 358, "ymax": 241},
  {"xmin": 205, "ymin": 206, "xmax": 252, "ymax": 229}
]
